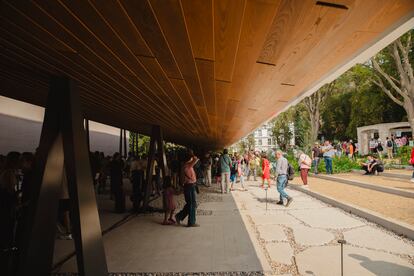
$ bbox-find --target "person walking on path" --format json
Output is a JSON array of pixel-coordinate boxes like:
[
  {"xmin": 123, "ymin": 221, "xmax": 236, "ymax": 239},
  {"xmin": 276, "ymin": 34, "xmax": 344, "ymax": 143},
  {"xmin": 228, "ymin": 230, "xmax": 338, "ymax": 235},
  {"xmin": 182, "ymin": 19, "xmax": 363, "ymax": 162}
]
[
  {"xmin": 219, "ymin": 149, "xmax": 232, "ymax": 193},
  {"xmin": 311, "ymin": 142, "xmax": 321, "ymax": 174},
  {"xmin": 175, "ymin": 151, "xmax": 199, "ymax": 227},
  {"xmin": 230, "ymin": 156, "xmax": 238, "ymax": 191},
  {"xmin": 321, "ymin": 140, "xmax": 335, "ymax": 174},
  {"xmin": 298, "ymin": 150, "xmax": 312, "ymax": 187},
  {"xmin": 275, "ymin": 150, "xmax": 293, "ymax": 207},
  {"xmin": 261, "ymin": 154, "xmax": 271, "ymax": 188},
  {"xmin": 409, "ymin": 147, "xmax": 414, "ymax": 183}
]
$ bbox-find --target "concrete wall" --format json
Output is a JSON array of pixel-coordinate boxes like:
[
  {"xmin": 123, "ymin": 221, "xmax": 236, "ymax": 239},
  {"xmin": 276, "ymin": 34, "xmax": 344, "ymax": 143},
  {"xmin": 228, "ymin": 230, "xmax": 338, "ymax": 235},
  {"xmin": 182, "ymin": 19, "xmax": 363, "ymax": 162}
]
[{"xmin": 357, "ymin": 122, "xmax": 411, "ymax": 155}]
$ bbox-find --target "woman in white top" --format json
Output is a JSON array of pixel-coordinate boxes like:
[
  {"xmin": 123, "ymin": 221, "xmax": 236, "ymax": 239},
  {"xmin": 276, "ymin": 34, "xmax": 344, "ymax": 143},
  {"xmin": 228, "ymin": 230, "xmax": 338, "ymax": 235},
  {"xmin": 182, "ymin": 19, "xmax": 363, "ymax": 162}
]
[{"xmin": 298, "ymin": 150, "xmax": 312, "ymax": 187}]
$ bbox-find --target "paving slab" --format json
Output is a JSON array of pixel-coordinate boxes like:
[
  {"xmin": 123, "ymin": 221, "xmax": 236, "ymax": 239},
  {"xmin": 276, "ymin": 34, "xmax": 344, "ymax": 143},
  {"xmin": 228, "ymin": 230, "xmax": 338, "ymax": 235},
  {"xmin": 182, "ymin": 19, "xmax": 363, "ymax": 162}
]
[
  {"xmin": 296, "ymin": 245, "xmax": 414, "ymax": 276},
  {"xmin": 290, "ymin": 224, "xmax": 335, "ymax": 246},
  {"xmin": 257, "ymin": 225, "xmax": 287, "ymax": 242},
  {"xmin": 265, "ymin": 243, "xmax": 293, "ymax": 265},
  {"xmin": 250, "ymin": 213, "xmax": 302, "ymax": 226},
  {"xmin": 288, "ymin": 208, "xmax": 365, "ymax": 229},
  {"xmin": 344, "ymin": 225, "xmax": 414, "ymax": 255}
]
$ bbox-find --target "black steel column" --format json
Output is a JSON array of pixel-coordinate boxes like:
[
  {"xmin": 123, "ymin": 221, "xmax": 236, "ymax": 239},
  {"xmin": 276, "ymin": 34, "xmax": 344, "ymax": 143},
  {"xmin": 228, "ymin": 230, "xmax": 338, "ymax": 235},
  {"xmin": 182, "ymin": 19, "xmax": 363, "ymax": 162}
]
[
  {"xmin": 85, "ymin": 119, "xmax": 90, "ymax": 152},
  {"xmin": 17, "ymin": 76, "xmax": 108, "ymax": 276},
  {"xmin": 123, "ymin": 129, "xmax": 127, "ymax": 158},
  {"xmin": 119, "ymin": 128, "xmax": 123, "ymax": 154},
  {"xmin": 143, "ymin": 125, "xmax": 168, "ymax": 209},
  {"xmin": 61, "ymin": 79, "xmax": 107, "ymax": 276}
]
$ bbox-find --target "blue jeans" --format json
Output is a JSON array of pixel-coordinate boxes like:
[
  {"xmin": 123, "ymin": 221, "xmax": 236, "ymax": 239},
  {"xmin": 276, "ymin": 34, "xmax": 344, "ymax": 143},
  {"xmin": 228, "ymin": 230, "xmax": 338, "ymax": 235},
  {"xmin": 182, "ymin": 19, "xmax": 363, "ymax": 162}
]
[
  {"xmin": 312, "ymin": 158, "xmax": 320, "ymax": 174},
  {"xmin": 324, "ymin": 157, "xmax": 333, "ymax": 174},
  {"xmin": 176, "ymin": 185, "xmax": 197, "ymax": 226},
  {"xmin": 277, "ymin": 175, "xmax": 289, "ymax": 201}
]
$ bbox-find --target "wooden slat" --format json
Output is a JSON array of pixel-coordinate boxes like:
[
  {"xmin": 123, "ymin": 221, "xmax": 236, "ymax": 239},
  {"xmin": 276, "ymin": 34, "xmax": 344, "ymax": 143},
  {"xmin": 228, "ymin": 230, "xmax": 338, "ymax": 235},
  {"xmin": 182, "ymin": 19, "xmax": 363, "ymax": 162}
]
[
  {"xmin": 0, "ymin": 0, "xmax": 412, "ymax": 147},
  {"xmin": 195, "ymin": 59, "xmax": 216, "ymax": 116},
  {"xmin": 149, "ymin": 0, "xmax": 205, "ymax": 106},
  {"xmin": 214, "ymin": 0, "xmax": 246, "ymax": 82},
  {"xmin": 181, "ymin": 0, "xmax": 214, "ymax": 61},
  {"xmin": 120, "ymin": 0, "xmax": 183, "ymax": 79}
]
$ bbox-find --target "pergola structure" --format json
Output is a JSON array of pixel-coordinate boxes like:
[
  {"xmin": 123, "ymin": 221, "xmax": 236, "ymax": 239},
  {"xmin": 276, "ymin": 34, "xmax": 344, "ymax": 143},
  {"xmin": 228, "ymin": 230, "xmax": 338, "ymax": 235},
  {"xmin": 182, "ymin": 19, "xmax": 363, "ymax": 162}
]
[{"xmin": 1, "ymin": 1, "xmax": 413, "ymax": 275}]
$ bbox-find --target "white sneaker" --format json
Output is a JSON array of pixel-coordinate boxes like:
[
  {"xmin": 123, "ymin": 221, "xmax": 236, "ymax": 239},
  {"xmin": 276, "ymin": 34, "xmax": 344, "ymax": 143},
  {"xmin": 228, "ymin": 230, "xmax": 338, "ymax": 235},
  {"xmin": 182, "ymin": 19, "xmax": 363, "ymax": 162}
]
[
  {"xmin": 303, "ymin": 185, "xmax": 309, "ymax": 189},
  {"xmin": 410, "ymin": 178, "xmax": 414, "ymax": 183}
]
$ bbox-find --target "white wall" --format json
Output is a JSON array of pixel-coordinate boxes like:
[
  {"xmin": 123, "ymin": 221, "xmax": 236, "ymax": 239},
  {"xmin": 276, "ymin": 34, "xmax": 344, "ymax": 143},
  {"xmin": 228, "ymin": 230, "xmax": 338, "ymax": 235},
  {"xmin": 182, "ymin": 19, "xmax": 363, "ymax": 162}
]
[{"xmin": 0, "ymin": 96, "xmax": 125, "ymax": 155}]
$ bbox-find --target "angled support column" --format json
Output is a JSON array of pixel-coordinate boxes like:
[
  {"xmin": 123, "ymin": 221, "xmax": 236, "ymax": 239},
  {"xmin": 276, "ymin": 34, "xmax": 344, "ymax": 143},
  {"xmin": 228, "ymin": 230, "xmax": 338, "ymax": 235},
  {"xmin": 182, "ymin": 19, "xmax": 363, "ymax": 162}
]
[
  {"xmin": 17, "ymin": 77, "xmax": 108, "ymax": 276},
  {"xmin": 85, "ymin": 119, "xmax": 90, "ymax": 152},
  {"xmin": 119, "ymin": 128, "xmax": 123, "ymax": 154},
  {"xmin": 143, "ymin": 125, "xmax": 168, "ymax": 210},
  {"xmin": 123, "ymin": 129, "xmax": 127, "ymax": 158}
]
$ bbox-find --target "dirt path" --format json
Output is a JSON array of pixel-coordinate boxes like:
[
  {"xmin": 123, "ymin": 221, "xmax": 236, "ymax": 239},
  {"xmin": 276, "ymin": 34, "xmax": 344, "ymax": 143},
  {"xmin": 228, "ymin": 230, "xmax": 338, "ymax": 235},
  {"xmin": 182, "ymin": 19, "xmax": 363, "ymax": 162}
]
[
  {"xmin": 291, "ymin": 178, "xmax": 414, "ymax": 226},
  {"xmin": 334, "ymin": 173, "xmax": 414, "ymax": 191}
]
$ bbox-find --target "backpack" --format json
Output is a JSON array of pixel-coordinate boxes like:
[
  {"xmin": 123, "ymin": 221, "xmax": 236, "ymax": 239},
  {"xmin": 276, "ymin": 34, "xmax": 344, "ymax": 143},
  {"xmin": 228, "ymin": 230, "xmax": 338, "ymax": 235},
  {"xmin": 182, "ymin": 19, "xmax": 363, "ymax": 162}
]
[
  {"xmin": 287, "ymin": 163, "xmax": 295, "ymax": 180},
  {"xmin": 387, "ymin": 140, "xmax": 393, "ymax": 148},
  {"xmin": 377, "ymin": 143, "xmax": 383, "ymax": 152}
]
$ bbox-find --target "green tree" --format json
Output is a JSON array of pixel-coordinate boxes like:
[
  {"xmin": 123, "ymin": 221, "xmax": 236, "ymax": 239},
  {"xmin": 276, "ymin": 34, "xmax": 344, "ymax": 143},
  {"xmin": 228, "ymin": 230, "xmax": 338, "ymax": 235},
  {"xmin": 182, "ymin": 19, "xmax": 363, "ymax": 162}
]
[{"xmin": 270, "ymin": 105, "xmax": 310, "ymax": 151}]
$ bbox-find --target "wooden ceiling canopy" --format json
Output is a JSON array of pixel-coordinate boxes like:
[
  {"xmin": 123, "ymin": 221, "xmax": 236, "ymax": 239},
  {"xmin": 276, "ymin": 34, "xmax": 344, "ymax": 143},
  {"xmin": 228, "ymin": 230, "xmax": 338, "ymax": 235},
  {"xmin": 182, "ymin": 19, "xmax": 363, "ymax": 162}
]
[{"xmin": 0, "ymin": 0, "xmax": 413, "ymax": 148}]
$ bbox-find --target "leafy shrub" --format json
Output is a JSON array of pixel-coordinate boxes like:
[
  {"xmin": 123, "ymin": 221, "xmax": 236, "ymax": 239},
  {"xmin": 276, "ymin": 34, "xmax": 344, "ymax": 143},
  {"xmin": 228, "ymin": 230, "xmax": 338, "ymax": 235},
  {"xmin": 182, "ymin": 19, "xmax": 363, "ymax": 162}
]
[{"xmin": 397, "ymin": 146, "xmax": 413, "ymax": 165}]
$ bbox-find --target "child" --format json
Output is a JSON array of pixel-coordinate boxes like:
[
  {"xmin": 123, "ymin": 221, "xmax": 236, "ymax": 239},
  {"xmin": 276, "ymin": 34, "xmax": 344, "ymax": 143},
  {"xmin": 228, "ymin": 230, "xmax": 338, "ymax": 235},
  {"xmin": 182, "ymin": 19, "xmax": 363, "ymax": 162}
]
[
  {"xmin": 230, "ymin": 156, "xmax": 238, "ymax": 191},
  {"xmin": 162, "ymin": 176, "xmax": 176, "ymax": 225},
  {"xmin": 239, "ymin": 156, "xmax": 247, "ymax": 191},
  {"xmin": 261, "ymin": 154, "xmax": 271, "ymax": 188}
]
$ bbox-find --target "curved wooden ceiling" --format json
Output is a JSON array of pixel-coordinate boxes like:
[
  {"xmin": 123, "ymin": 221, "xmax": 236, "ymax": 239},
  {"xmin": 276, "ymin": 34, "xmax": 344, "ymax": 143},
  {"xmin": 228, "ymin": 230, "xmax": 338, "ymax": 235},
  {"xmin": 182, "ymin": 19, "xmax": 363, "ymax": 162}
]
[{"xmin": 0, "ymin": 0, "xmax": 413, "ymax": 148}]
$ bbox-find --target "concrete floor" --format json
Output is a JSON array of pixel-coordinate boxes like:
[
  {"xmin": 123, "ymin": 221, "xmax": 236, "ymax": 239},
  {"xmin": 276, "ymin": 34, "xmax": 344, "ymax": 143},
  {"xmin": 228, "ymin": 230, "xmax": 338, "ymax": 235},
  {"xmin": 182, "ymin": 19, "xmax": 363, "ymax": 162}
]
[
  {"xmin": 53, "ymin": 189, "xmax": 269, "ymax": 274},
  {"xmin": 53, "ymin": 180, "xmax": 414, "ymax": 275}
]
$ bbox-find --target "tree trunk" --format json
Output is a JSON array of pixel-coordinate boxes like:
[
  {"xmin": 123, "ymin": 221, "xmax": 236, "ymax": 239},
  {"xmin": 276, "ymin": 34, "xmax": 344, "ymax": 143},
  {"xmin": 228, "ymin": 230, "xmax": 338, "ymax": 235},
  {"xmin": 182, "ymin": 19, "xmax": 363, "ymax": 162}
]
[
  {"xmin": 309, "ymin": 111, "xmax": 320, "ymax": 143},
  {"xmin": 404, "ymin": 101, "xmax": 414, "ymax": 138}
]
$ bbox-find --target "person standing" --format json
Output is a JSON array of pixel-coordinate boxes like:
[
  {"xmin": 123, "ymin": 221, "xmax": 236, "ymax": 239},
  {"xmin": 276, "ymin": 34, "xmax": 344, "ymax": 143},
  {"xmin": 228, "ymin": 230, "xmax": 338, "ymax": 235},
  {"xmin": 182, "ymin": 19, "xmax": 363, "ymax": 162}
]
[
  {"xmin": 311, "ymin": 142, "xmax": 321, "ymax": 174},
  {"xmin": 248, "ymin": 153, "xmax": 257, "ymax": 181},
  {"xmin": 175, "ymin": 151, "xmax": 199, "ymax": 227},
  {"xmin": 410, "ymin": 147, "xmax": 414, "ymax": 182},
  {"xmin": 130, "ymin": 155, "xmax": 145, "ymax": 211},
  {"xmin": 0, "ymin": 152, "xmax": 20, "ymax": 273},
  {"xmin": 321, "ymin": 140, "xmax": 335, "ymax": 174},
  {"xmin": 261, "ymin": 154, "xmax": 271, "ymax": 188},
  {"xmin": 298, "ymin": 150, "xmax": 312, "ymax": 187},
  {"xmin": 203, "ymin": 153, "xmax": 212, "ymax": 187},
  {"xmin": 239, "ymin": 156, "xmax": 247, "ymax": 191},
  {"xmin": 170, "ymin": 154, "xmax": 180, "ymax": 189},
  {"xmin": 275, "ymin": 150, "xmax": 293, "ymax": 207},
  {"xmin": 376, "ymin": 138, "xmax": 383, "ymax": 159},
  {"xmin": 391, "ymin": 134, "xmax": 397, "ymax": 156},
  {"xmin": 348, "ymin": 140, "xmax": 354, "ymax": 159},
  {"xmin": 219, "ymin": 149, "xmax": 232, "ymax": 193},
  {"xmin": 386, "ymin": 137, "xmax": 394, "ymax": 159}
]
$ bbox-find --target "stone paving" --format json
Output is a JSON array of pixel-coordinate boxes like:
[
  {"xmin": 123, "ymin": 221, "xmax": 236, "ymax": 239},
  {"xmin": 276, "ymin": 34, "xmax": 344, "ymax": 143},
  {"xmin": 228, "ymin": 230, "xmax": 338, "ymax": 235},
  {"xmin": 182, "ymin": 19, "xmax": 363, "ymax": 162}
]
[
  {"xmin": 53, "ymin": 180, "xmax": 414, "ymax": 275},
  {"xmin": 231, "ymin": 180, "xmax": 414, "ymax": 275}
]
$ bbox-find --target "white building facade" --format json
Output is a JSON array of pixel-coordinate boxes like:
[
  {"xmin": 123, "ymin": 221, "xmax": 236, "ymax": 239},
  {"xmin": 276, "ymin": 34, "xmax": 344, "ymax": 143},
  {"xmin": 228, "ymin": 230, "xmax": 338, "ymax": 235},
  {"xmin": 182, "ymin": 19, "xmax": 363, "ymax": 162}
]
[{"xmin": 254, "ymin": 122, "xmax": 275, "ymax": 152}]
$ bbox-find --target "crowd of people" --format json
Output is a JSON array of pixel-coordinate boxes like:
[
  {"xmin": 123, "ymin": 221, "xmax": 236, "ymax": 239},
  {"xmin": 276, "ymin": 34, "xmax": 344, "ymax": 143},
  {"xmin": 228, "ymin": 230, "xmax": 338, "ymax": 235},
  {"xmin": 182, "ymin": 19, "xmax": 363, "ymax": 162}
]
[{"xmin": 1, "ymin": 135, "xmax": 413, "ymax": 272}]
